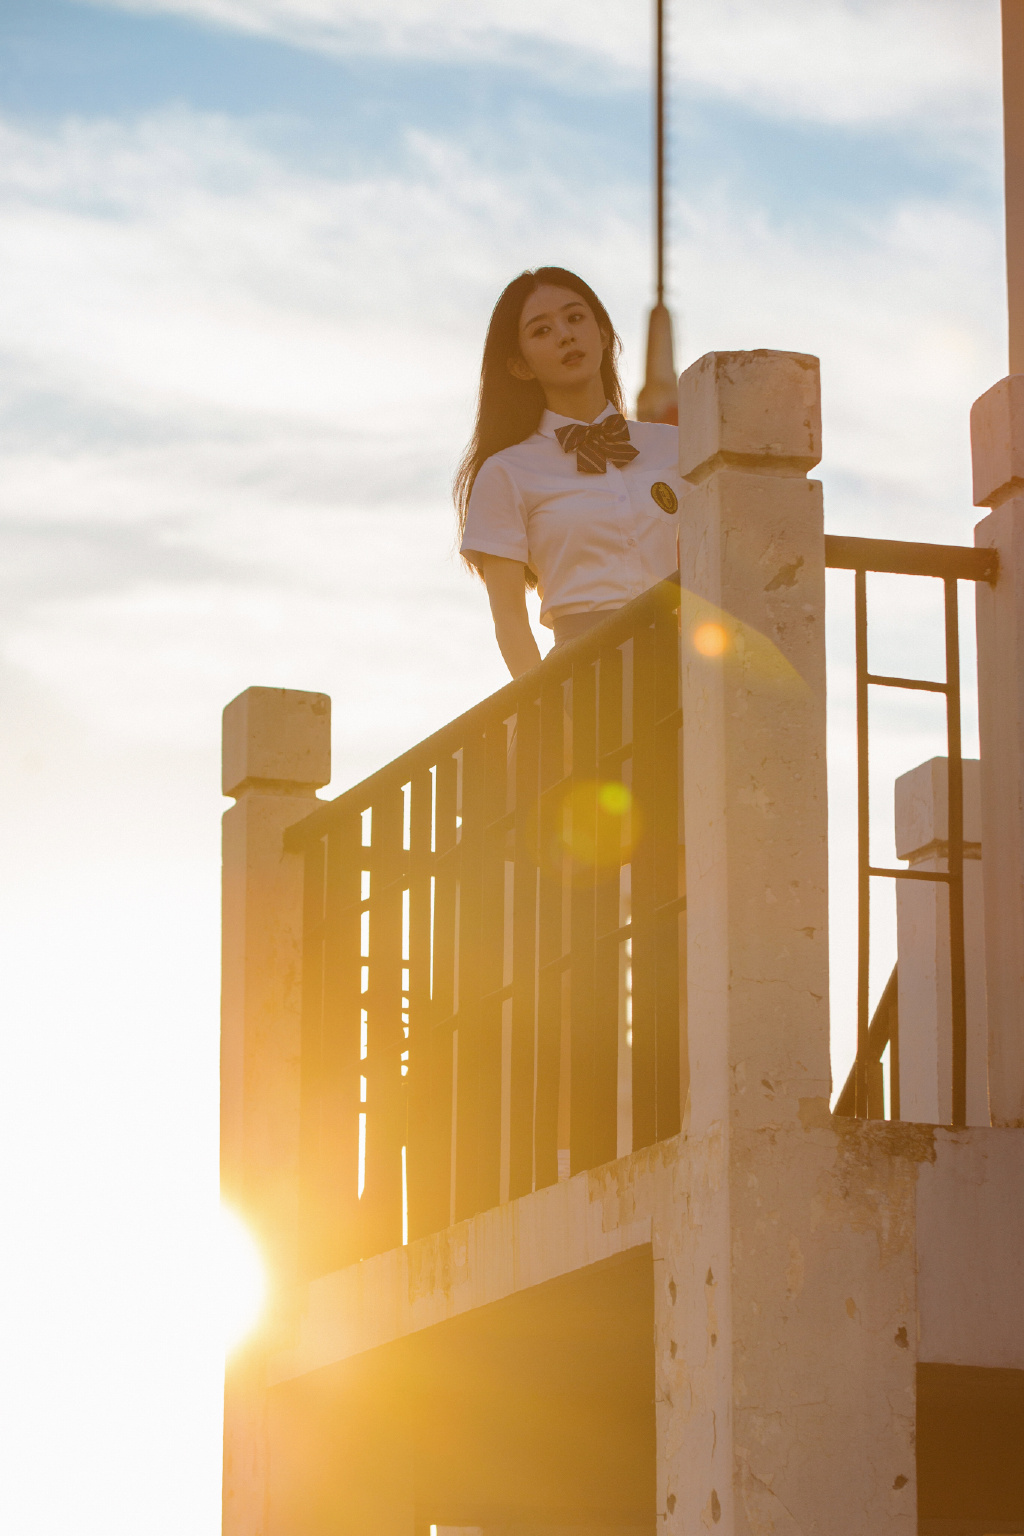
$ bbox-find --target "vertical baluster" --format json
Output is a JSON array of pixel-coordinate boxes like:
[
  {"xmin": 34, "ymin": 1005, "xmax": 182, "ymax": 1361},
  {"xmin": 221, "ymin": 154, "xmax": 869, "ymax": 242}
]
[
  {"xmin": 453, "ymin": 729, "xmax": 486, "ymax": 1220},
  {"xmin": 593, "ymin": 644, "xmax": 624, "ymax": 1167},
  {"xmin": 509, "ymin": 698, "xmax": 540, "ymax": 1199},
  {"xmin": 361, "ymin": 787, "xmax": 406, "ymax": 1257},
  {"xmin": 569, "ymin": 656, "xmax": 599, "ymax": 1172},
  {"xmin": 405, "ymin": 765, "xmax": 435, "ymax": 1241},
  {"xmin": 620, "ymin": 636, "xmax": 636, "ymax": 1156},
  {"xmin": 671, "ymin": 592, "xmax": 690, "ymax": 1123},
  {"xmin": 854, "ymin": 566, "xmax": 870, "ymax": 1119},
  {"xmin": 630, "ymin": 619, "xmax": 658, "ymax": 1148},
  {"xmin": 944, "ymin": 576, "xmax": 968, "ymax": 1128},
  {"xmin": 652, "ymin": 597, "xmax": 682, "ymax": 1141},
  {"xmin": 301, "ymin": 817, "xmax": 365, "ymax": 1276},
  {"xmin": 428, "ymin": 754, "xmax": 459, "ymax": 1229},
  {"xmin": 477, "ymin": 721, "xmax": 509, "ymax": 1211},
  {"xmin": 535, "ymin": 679, "xmax": 566, "ymax": 1188},
  {"xmin": 321, "ymin": 815, "xmax": 365, "ymax": 1269},
  {"xmin": 298, "ymin": 833, "xmax": 327, "ymax": 1277}
]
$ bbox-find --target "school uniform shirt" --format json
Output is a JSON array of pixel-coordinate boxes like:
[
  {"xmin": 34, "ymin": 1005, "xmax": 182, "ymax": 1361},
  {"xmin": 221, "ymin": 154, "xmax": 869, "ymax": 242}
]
[{"xmin": 460, "ymin": 401, "xmax": 688, "ymax": 630}]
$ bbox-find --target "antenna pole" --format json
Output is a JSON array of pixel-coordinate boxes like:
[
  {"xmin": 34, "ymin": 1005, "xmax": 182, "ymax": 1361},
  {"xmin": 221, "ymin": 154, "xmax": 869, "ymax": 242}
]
[
  {"xmin": 655, "ymin": 0, "xmax": 666, "ymax": 308},
  {"xmin": 1005, "ymin": 0, "xmax": 1024, "ymax": 374},
  {"xmin": 636, "ymin": 0, "xmax": 677, "ymax": 422}
]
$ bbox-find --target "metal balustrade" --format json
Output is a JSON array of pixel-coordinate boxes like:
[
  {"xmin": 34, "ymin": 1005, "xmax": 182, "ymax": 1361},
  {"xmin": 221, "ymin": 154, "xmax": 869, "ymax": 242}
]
[
  {"xmin": 826, "ymin": 535, "xmax": 997, "ymax": 1125},
  {"xmin": 286, "ymin": 576, "xmax": 685, "ymax": 1278}
]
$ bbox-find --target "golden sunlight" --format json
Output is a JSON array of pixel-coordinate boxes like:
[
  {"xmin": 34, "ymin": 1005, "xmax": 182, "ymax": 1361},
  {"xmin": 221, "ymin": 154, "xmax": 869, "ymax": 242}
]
[{"xmin": 219, "ymin": 1206, "xmax": 266, "ymax": 1354}]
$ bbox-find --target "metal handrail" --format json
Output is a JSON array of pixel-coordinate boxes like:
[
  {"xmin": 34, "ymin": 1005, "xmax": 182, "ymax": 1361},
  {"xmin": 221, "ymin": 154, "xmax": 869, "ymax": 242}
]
[
  {"xmin": 834, "ymin": 965, "xmax": 899, "ymax": 1119},
  {"xmin": 284, "ymin": 572, "xmax": 682, "ymax": 853},
  {"xmin": 824, "ymin": 535, "xmax": 997, "ymax": 583}
]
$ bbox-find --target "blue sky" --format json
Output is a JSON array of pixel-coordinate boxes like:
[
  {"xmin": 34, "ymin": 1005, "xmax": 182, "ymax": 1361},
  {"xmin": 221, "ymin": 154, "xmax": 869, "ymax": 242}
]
[
  {"xmin": 0, "ymin": 3, "xmax": 1010, "ymax": 1532},
  {"xmin": 1, "ymin": 0, "xmax": 996, "ymax": 204}
]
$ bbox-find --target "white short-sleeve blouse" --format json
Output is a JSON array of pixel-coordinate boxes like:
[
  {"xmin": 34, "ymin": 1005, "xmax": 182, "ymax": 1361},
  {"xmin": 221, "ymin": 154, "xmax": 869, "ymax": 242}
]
[{"xmin": 460, "ymin": 402, "xmax": 688, "ymax": 630}]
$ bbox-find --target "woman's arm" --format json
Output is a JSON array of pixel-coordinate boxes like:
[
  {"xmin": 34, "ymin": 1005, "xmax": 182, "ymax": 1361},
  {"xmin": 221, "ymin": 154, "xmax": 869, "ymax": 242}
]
[{"xmin": 479, "ymin": 554, "xmax": 543, "ymax": 678}]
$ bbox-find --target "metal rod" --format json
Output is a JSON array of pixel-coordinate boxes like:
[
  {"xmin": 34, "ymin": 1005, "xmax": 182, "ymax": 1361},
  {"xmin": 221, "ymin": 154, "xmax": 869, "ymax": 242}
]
[
  {"xmin": 834, "ymin": 965, "xmax": 898, "ymax": 1118},
  {"xmin": 1003, "ymin": 0, "xmax": 1024, "ymax": 374},
  {"xmin": 655, "ymin": 0, "xmax": 666, "ymax": 306},
  {"xmin": 866, "ymin": 673, "xmax": 947, "ymax": 694},
  {"xmin": 869, "ymin": 866, "xmax": 952, "ymax": 884},
  {"xmin": 824, "ymin": 534, "xmax": 997, "ymax": 583},
  {"xmin": 944, "ymin": 578, "xmax": 968, "ymax": 1127},
  {"xmin": 855, "ymin": 568, "xmax": 870, "ymax": 1118},
  {"xmin": 889, "ymin": 977, "xmax": 901, "ymax": 1122}
]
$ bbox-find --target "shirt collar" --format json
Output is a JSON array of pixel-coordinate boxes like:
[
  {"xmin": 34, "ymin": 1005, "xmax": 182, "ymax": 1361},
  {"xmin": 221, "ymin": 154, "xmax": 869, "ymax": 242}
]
[{"xmin": 537, "ymin": 400, "xmax": 619, "ymax": 440}]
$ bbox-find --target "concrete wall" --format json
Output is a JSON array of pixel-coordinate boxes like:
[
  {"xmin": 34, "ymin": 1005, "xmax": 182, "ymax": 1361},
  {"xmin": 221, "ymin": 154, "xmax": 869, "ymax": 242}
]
[
  {"xmin": 917, "ymin": 1127, "xmax": 1024, "ymax": 1370},
  {"xmin": 267, "ymin": 1122, "xmax": 1024, "ymax": 1533},
  {"xmin": 973, "ymin": 374, "xmax": 1024, "ymax": 1127}
]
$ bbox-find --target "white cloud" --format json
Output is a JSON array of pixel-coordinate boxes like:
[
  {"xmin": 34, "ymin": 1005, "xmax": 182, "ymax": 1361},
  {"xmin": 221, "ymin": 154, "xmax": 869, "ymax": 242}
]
[
  {"xmin": 79, "ymin": 0, "xmax": 1003, "ymax": 128},
  {"xmin": 681, "ymin": 190, "xmax": 1005, "ymax": 523},
  {"xmin": 0, "ymin": 111, "xmax": 646, "ymax": 433},
  {"xmin": 0, "ymin": 106, "xmax": 650, "ymax": 786},
  {"xmin": 0, "ymin": 103, "xmax": 1004, "ymax": 769},
  {"xmin": 0, "ymin": 98, "xmax": 1004, "ymax": 952}
]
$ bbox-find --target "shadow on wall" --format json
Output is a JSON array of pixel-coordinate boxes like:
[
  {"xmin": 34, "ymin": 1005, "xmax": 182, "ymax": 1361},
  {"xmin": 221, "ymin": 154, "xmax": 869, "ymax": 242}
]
[
  {"xmin": 265, "ymin": 1251, "xmax": 656, "ymax": 1535},
  {"xmin": 917, "ymin": 1363, "xmax": 1024, "ymax": 1536}
]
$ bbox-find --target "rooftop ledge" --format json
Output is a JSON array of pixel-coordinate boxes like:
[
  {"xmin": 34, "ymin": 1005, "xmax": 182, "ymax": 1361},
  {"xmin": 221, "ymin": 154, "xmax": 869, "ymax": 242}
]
[
  {"xmin": 270, "ymin": 1137, "xmax": 671, "ymax": 1387},
  {"xmin": 270, "ymin": 1120, "xmax": 1024, "ymax": 1387}
]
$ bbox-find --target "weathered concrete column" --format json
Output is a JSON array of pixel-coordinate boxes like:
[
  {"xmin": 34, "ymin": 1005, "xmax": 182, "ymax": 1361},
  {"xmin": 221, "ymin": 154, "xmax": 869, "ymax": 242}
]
[
  {"xmin": 666, "ymin": 351, "xmax": 918, "ymax": 1534},
  {"xmin": 676, "ymin": 348, "xmax": 830, "ymax": 1137},
  {"xmin": 221, "ymin": 686, "xmax": 330, "ymax": 1536},
  {"xmin": 894, "ymin": 757, "xmax": 989, "ymax": 1126},
  {"xmin": 972, "ymin": 375, "xmax": 1024, "ymax": 1127}
]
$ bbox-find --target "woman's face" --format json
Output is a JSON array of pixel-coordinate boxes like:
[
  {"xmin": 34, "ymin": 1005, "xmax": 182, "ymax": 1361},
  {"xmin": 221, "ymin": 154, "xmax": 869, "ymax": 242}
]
[{"xmin": 510, "ymin": 284, "xmax": 607, "ymax": 395}]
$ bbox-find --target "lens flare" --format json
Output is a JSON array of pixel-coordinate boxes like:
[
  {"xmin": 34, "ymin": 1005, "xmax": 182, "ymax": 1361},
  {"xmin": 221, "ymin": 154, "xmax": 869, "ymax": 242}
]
[
  {"xmin": 597, "ymin": 781, "xmax": 632, "ymax": 817},
  {"xmin": 220, "ymin": 1206, "xmax": 266, "ymax": 1354},
  {"xmin": 557, "ymin": 780, "xmax": 640, "ymax": 871},
  {"xmin": 693, "ymin": 621, "xmax": 728, "ymax": 657}
]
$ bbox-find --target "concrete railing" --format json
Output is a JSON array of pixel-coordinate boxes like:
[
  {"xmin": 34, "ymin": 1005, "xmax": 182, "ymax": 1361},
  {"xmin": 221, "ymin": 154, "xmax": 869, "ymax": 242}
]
[{"xmin": 256, "ymin": 577, "xmax": 685, "ymax": 1280}]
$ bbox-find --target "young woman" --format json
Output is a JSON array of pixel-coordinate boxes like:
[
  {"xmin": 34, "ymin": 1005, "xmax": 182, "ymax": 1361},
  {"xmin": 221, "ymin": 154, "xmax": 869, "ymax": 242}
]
[{"xmin": 456, "ymin": 266, "xmax": 686, "ymax": 678}]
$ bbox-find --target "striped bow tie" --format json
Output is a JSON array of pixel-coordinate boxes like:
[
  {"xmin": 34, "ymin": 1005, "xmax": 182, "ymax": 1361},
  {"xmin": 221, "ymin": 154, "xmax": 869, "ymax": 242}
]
[{"xmin": 554, "ymin": 412, "xmax": 640, "ymax": 474}]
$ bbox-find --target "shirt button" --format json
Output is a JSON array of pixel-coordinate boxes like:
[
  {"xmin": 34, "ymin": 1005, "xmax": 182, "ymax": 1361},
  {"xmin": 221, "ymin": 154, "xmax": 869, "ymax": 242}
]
[{"xmin": 627, "ymin": 537, "xmax": 637, "ymax": 547}]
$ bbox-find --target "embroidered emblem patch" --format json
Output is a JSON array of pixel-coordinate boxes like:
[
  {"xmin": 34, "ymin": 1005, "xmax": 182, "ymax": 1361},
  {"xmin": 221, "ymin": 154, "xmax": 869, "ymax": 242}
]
[{"xmin": 651, "ymin": 480, "xmax": 678, "ymax": 514}]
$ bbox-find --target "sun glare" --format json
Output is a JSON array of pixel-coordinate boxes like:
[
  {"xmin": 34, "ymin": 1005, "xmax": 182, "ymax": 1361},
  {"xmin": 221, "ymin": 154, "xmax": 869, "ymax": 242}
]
[{"xmin": 219, "ymin": 1206, "xmax": 266, "ymax": 1354}]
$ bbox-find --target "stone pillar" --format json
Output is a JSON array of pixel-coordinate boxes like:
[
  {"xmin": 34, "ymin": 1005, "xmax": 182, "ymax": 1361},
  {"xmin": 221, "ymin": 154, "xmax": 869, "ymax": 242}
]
[
  {"xmin": 221, "ymin": 686, "xmax": 330, "ymax": 1536},
  {"xmin": 972, "ymin": 375, "xmax": 1024, "ymax": 1127},
  {"xmin": 894, "ymin": 757, "xmax": 989, "ymax": 1126},
  {"xmin": 665, "ymin": 351, "xmax": 918, "ymax": 1534},
  {"xmin": 675, "ymin": 349, "xmax": 830, "ymax": 1137}
]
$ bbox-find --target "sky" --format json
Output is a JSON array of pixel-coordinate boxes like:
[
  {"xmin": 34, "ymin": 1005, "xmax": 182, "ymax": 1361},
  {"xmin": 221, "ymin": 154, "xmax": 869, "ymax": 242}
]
[{"xmin": 0, "ymin": 2, "xmax": 1010, "ymax": 1532}]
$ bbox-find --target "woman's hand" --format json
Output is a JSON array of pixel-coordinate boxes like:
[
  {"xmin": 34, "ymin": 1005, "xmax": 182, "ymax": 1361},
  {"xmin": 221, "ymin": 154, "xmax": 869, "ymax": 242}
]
[{"xmin": 480, "ymin": 555, "xmax": 543, "ymax": 678}]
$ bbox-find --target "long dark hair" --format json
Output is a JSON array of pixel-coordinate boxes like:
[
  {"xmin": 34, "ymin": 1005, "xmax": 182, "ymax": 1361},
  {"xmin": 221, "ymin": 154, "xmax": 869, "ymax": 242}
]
[{"xmin": 454, "ymin": 267, "xmax": 626, "ymax": 581}]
